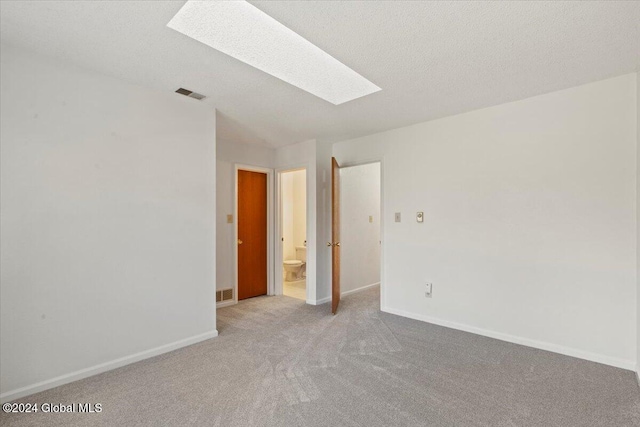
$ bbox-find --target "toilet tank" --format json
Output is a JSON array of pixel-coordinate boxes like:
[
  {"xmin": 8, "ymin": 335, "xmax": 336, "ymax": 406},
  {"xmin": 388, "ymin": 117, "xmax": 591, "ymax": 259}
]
[{"xmin": 295, "ymin": 246, "xmax": 307, "ymax": 262}]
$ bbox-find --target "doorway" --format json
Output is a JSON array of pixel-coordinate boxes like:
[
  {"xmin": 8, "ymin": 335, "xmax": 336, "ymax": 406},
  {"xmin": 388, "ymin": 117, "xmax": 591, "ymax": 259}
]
[
  {"xmin": 338, "ymin": 162, "xmax": 382, "ymax": 305},
  {"xmin": 279, "ymin": 168, "xmax": 307, "ymax": 300},
  {"xmin": 235, "ymin": 165, "xmax": 274, "ymax": 301}
]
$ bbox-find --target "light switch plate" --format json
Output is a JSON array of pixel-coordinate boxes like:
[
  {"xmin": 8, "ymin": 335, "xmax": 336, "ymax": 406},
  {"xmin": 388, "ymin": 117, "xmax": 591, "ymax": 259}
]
[
  {"xmin": 395, "ymin": 212, "xmax": 401, "ymax": 223},
  {"xmin": 425, "ymin": 283, "xmax": 432, "ymax": 297},
  {"xmin": 416, "ymin": 212, "xmax": 424, "ymax": 223}
]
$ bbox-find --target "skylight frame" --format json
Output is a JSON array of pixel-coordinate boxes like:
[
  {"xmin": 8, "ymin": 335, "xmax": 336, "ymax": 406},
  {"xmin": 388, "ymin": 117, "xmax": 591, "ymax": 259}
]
[{"xmin": 167, "ymin": 0, "xmax": 381, "ymax": 105}]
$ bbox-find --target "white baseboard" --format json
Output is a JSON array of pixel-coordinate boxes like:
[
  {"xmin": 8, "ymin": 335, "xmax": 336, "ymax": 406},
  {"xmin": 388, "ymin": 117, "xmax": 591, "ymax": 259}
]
[
  {"xmin": 0, "ymin": 330, "xmax": 218, "ymax": 403},
  {"xmin": 306, "ymin": 283, "xmax": 380, "ymax": 305},
  {"xmin": 341, "ymin": 282, "xmax": 380, "ymax": 297},
  {"xmin": 381, "ymin": 306, "xmax": 634, "ymax": 371},
  {"xmin": 308, "ymin": 296, "xmax": 331, "ymax": 305},
  {"xmin": 216, "ymin": 300, "xmax": 236, "ymax": 308}
]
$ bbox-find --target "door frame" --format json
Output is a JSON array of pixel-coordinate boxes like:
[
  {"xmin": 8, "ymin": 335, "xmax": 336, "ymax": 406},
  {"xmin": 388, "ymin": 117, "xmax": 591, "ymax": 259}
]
[
  {"xmin": 275, "ymin": 163, "xmax": 314, "ymax": 303},
  {"xmin": 234, "ymin": 164, "xmax": 275, "ymax": 304},
  {"xmin": 333, "ymin": 158, "xmax": 385, "ymax": 310}
]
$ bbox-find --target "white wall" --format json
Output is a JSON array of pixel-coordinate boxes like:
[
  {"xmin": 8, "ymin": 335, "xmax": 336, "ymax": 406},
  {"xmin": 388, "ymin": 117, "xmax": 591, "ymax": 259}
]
[
  {"xmin": 217, "ymin": 138, "xmax": 320, "ymax": 302},
  {"xmin": 218, "ymin": 138, "xmax": 329, "ymax": 304},
  {"xmin": 333, "ymin": 74, "xmax": 637, "ymax": 370},
  {"xmin": 216, "ymin": 138, "xmax": 274, "ymax": 291},
  {"xmin": 636, "ymin": 71, "xmax": 640, "ymax": 379},
  {"xmin": 0, "ymin": 44, "xmax": 217, "ymax": 400},
  {"xmin": 340, "ymin": 163, "xmax": 381, "ymax": 294}
]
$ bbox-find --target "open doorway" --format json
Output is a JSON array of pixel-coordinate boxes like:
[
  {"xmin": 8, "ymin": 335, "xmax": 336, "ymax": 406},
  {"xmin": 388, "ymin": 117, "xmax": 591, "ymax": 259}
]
[
  {"xmin": 339, "ymin": 162, "xmax": 381, "ymax": 299},
  {"xmin": 279, "ymin": 168, "xmax": 307, "ymax": 300}
]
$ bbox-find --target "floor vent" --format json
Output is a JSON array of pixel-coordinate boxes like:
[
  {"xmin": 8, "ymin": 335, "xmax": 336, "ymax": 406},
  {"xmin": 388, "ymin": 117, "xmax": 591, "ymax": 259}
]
[
  {"xmin": 175, "ymin": 87, "xmax": 206, "ymax": 100},
  {"xmin": 216, "ymin": 288, "xmax": 233, "ymax": 303}
]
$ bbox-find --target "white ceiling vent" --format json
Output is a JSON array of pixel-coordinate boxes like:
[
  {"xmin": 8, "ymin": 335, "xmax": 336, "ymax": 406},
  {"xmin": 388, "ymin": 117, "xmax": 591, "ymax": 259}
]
[{"xmin": 175, "ymin": 88, "xmax": 206, "ymax": 100}]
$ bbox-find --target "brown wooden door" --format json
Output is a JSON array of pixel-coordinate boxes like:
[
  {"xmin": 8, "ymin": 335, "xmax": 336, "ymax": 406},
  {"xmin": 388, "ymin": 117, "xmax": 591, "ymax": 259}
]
[
  {"xmin": 331, "ymin": 157, "xmax": 341, "ymax": 314},
  {"xmin": 237, "ymin": 170, "xmax": 268, "ymax": 300}
]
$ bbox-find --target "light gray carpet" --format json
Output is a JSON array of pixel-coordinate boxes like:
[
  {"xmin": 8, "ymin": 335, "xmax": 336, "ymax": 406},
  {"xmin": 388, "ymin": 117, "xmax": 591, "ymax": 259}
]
[{"xmin": 2, "ymin": 286, "xmax": 639, "ymax": 426}]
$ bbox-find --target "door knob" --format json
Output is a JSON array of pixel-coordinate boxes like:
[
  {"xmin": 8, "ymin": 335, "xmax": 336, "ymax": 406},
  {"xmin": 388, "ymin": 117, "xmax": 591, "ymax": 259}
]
[{"xmin": 238, "ymin": 239, "xmax": 243, "ymax": 245}]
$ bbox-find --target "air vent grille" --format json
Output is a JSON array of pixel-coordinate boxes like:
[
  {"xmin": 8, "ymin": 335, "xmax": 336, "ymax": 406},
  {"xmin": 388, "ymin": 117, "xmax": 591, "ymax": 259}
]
[
  {"xmin": 175, "ymin": 87, "xmax": 206, "ymax": 101},
  {"xmin": 216, "ymin": 288, "xmax": 233, "ymax": 303}
]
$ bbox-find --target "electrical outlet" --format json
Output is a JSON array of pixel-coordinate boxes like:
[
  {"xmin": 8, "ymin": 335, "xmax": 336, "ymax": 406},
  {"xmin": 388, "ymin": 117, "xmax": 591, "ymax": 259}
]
[
  {"xmin": 425, "ymin": 283, "xmax": 432, "ymax": 298},
  {"xmin": 416, "ymin": 212, "xmax": 424, "ymax": 223}
]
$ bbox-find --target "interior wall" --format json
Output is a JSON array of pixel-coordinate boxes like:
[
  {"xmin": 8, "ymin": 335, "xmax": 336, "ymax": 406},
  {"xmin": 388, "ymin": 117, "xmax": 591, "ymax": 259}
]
[
  {"xmin": 216, "ymin": 138, "xmax": 274, "ymax": 291},
  {"xmin": 333, "ymin": 73, "xmax": 637, "ymax": 369},
  {"xmin": 636, "ymin": 71, "xmax": 640, "ymax": 379},
  {"xmin": 340, "ymin": 163, "xmax": 381, "ymax": 294},
  {"xmin": 218, "ymin": 139, "xmax": 316, "ymax": 299},
  {"xmin": 0, "ymin": 44, "xmax": 217, "ymax": 400}
]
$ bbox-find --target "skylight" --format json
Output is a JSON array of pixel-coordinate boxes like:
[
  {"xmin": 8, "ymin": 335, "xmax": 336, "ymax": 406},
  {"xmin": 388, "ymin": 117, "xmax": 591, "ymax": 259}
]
[{"xmin": 167, "ymin": 0, "xmax": 381, "ymax": 105}]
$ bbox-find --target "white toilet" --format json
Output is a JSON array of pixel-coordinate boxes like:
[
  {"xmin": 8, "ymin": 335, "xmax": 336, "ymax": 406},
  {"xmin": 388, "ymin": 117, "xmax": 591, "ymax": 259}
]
[{"xmin": 283, "ymin": 246, "xmax": 306, "ymax": 282}]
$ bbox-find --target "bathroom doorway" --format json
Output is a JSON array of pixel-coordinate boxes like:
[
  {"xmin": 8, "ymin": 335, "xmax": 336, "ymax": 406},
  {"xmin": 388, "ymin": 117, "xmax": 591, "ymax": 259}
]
[{"xmin": 279, "ymin": 168, "xmax": 307, "ymax": 300}]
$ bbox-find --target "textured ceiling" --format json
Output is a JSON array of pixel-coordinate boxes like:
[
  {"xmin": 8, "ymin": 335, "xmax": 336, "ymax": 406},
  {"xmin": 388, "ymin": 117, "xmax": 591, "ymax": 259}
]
[{"xmin": 1, "ymin": 1, "xmax": 639, "ymax": 148}]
